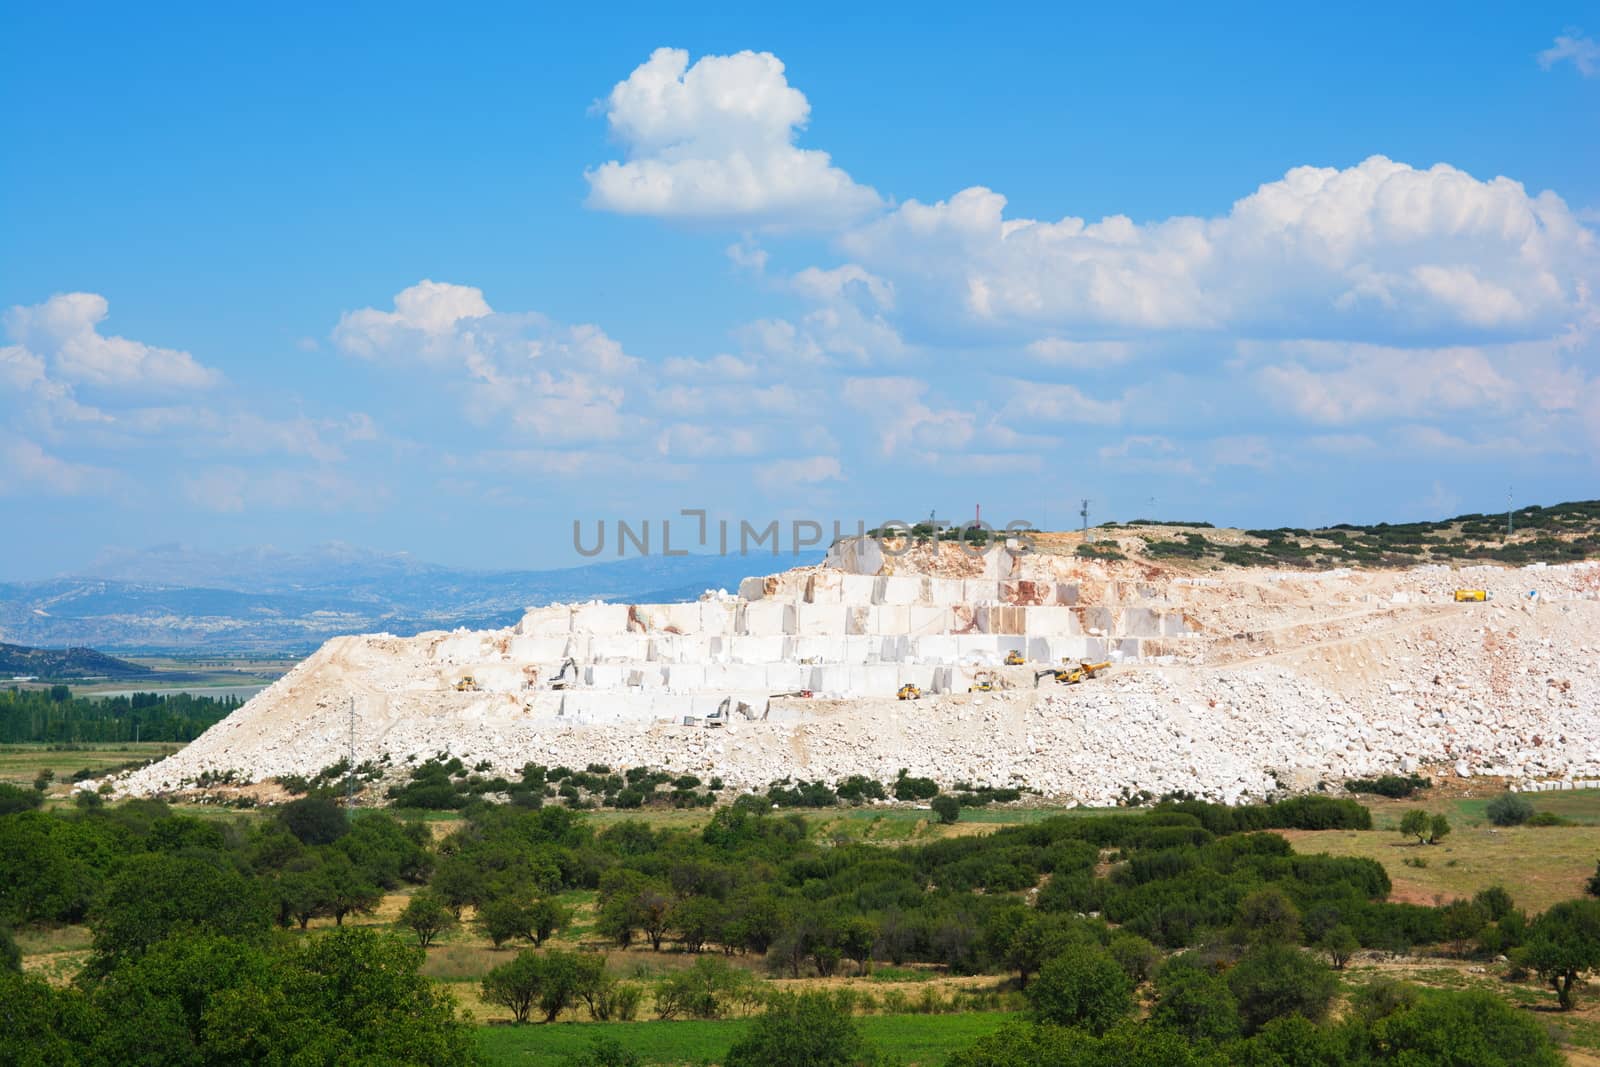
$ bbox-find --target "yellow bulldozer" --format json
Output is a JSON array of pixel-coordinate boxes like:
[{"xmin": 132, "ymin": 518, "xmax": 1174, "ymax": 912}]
[
  {"xmin": 454, "ymin": 676, "xmax": 479, "ymax": 692},
  {"xmin": 968, "ymin": 670, "xmax": 995, "ymax": 693},
  {"xmin": 897, "ymin": 683, "xmax": 922, "ymax": 701},
  {"xmin": 1004, "ymin": 650, "xmax": 1025, "ymax": 666},
  {"xmin": 1037, "ymin": 660, "xmax": 1112, "ymax": 686}
]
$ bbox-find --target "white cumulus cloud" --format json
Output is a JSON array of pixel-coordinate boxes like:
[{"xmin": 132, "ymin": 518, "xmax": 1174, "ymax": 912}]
[
  {"xmin": 334, "ymin": 281, "xmax": 642, "ymax": 444},
  {"xmin": 838, "ymin": 156, "xmax": 1596, "ymax": 343},
  {"xmin": 4, "ymin": 293, "xmax": 220, "ymax": 389},
  {"xmin": 586, "ymin": 47, "xmax": 881, "ymax": 228}
]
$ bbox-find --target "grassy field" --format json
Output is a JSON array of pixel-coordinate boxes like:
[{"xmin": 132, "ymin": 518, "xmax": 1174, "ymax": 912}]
[
  {"xmin": 0, "ymin": 741, "xmax": 181, "ymax": 788},
  {"xmin": 1283, "ymin": 788, "xmax": 1600, "ymax": 914},
  {"xmin": 474, "ymin": 1010, "xmax": 1018, "ymax": 1066}
]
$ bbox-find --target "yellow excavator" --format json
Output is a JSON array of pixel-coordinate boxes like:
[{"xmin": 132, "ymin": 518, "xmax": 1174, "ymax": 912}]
[
  {"xmin": 1004, "ymin": 650, "xmax": 1025, "ymax": 666},
  {"xmin": 897, "ymin": 683, "xmax": 922, "ymax": 701},
  {"xmin": 1036, "ymin": 660, "xmax": 1112, "ymax": 686},
  {"xmin": 454, "ymin": 676, "xmax": 479, "ymax": 692}
]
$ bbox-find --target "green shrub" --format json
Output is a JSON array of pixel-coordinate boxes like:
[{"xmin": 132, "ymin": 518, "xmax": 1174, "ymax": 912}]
[{"xmin": 1485, "ymin": 793, "xmax": 1534, "ymax": 827}]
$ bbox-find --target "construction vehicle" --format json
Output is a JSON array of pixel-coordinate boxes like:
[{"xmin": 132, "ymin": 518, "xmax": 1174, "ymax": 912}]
[
  {"xmin": 549, "ymin": 658, "xmax": 578, "ymax": 690},
  {"xmin": 968, "ymin": 670, "xmax": 995, "ymax": 693},
  {"xmin": 1454, "ymin": 589, "xmax": 1490, "ymax": 602},
  {"xmin": 771, "ymin": 690, "xmax": 815, "ymax": 699},
  {"xmin": 1004, "ymin": 650, "xmax": 1025, "ymax": 666},
  {"xmin": 897, "ymin": 683, "xmax": 922, "ymax": 701},
  {"xmin": 454, "ymin": 676, "xmax": 478, "ymax": 692},
  {"xmin": 1036, "ymin": 660, "xmax": 1113, "ymax": 686}
]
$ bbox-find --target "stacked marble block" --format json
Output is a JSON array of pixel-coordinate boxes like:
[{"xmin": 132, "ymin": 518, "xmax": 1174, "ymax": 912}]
[{"xmin": 434, "ymin": 568, "xmax": 1192, "ymax": 725}]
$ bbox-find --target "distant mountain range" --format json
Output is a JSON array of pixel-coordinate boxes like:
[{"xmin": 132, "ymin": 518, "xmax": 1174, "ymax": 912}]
[{"xmin": 0, "ymin": 543, "xmax": 816, "ymax": 655}]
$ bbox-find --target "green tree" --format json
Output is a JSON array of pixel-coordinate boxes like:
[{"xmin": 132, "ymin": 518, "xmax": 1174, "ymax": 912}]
[
  {"xmin": 531, "ymin": 897, "xmax": 573, "ymax": 947},
  {"xmin": 1428, "ymin": 813, "xmax": 1451, "ymax": 844},
  {"xmin": 1027, "ymin": 943, "xmax": 1132, "ymax": 1036},
  {"xmin": 1233, "ymin": 888, "xmax": 1301, "ymax": 946},
  {"xmin": 477, "ymin": 897, "xmax": 536, "ymax": 949},
  {"xmin": 840, "ymin": 915, "xmax": 877, "ymax": 976},
  {"xmin": 1225, "ymin": 944, "xmax": 1337, "ymax": 1035},
  {"xmin": 0, "ymin": 783, "xmax": 44, "ymax": 815},
  {"xmin": 1152, "ymin": 962, "xmax": 1241, "ymax": 1043},
  {"xmin": 1522, "ymin": 898, "xmax": 1600, "ymax": 1010},
  {"xmin": 671, "ymin": 895, "xmax": 722, "ymax": 953},
  {"xmin": 0, "ymin": 970, "xmax": 97, "ymax": 1065},
  {"xmin": 316, "ymin": 851, "xmax": 383, "ymax": 926},
  {"xmin": 431, "ymin": 854, "xmax": 488, "ymax": 918},
  {"xmin": 1107, "ymin": 933, "xmax": 1160, "ymax": 985},
  {"xmin": 87, "ymin": 852, "xmax": 270, "ymax": 975},
  {"xmin": 481, "ymin": 949, "xmax": 587, "ymax": 1024},
  {"xmin": 1, "ymin": 926, "xmax": 19, "ymax": 973},
  {"xmin": 1319, "ymin": 924, "xmax": 1359, "ymax": 970},
  {"xmin": 278, "ymin": 796, "xmax": 349, "ymax": 846},
  {"xmin": 399, "ymin": 891, "xmax": 456, "ymax": 948},
  {"xmin": 203, "ymin": 928, "xmax": 474, "ymax": 1065},
  {"xmin": 984, "ymin": 908, "xmax": 1080, "ymax": 990},
  {"xmin": 481, "ymin": 950, "xmax": 542, "ymax": 1023},
  {"xmin": 1360, "ymin": 988, "xmax": 1562, "ymax": 1066},
  {"xmin": 654, "ymin": 954, "xmax": 755, "ymax": 1020},
  {"xmin": 931, "ymin": 795, "xmax": 961, "ymax": 824},
  {"xmin": 1399, "ymin": 809, "xmax": 1430, "ymax": 845},
  {"xmin": 724, "ymin": 991, "xmax": 884, "ymax": 1067}
]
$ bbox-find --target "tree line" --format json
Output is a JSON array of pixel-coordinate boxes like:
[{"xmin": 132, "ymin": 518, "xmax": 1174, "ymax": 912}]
[
  {"xmin": 4, "ymin": 781, "xmax": 1599, "ymax": 1064},
  {"xmin": 0, "ymin": 686, "xmax": 241, "ymax": 744}
]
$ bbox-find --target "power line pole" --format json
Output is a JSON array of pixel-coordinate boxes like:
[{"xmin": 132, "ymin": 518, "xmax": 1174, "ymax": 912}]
[{"xmin": 346, "ymin": 696, "xmax": 356, "ymax": 817}]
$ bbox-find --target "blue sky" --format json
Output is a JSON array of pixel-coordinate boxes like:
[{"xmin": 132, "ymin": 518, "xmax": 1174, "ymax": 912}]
[{"xmin": 2, "ymin": 4, "xmax": 1597, "ymax": 576}]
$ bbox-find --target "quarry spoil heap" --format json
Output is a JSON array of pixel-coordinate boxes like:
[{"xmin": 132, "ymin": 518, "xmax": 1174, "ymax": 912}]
[{"xmin": 115, "ymin": 531, "xmax": 1600, "ymax": 805}]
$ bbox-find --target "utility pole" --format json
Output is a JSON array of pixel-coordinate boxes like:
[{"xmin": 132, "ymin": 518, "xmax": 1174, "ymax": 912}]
[
  {"xmin": 346, "ymin": 696, "xmax": 357, "ymax": 816},
  {"xmin": 1080, "ymin": 499, "xmax": 1091, "ymax": 534}
]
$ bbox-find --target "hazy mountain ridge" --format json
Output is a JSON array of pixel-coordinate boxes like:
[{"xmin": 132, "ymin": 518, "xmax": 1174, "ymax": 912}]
[
  {"xmin": 1, "ymin": 545, "xmax": 819, "ymax": 654},
  {"xmin": 0, "ymin": 642, "xmax": 153, "ymax": 679}
]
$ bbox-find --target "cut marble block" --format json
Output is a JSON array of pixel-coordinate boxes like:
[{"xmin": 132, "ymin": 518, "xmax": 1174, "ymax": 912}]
[
  {"xmin": 727, "ymin": 635, "xmax": 792, "ymax": 664},
  {"xmin": 662, "ymin": 663, "xmax": 707, "ymax": 690},
  {"xmin": 573, "ymin": 604, "xmax": 630, "ymax": 634},
  {"xmin": 873, "ymin": 575, "xmax": 924, "ymax": 605},
  {"xmin": 977, "ymin": 605, "xmax": 1026, "ymax": 634},
  {"xmin": 912, "ymin": 635, "xmax": 958, "ymax": 662},
  {"xmin": 795, "ymin": 603, "xmax": 848, "ymax": 635},
  {"xmin": 517, "ymin": 606, "xmax": 573, "ymax": 636},
  {"xmin": 588, "ymin": 634, "xmax": 651, "ymax": 661},
  {"xmin": 1022, "ymin": 606, "xmax": 1077, "ymax": 635},
  {"xmin": 508, "ymin": 635, "xmax": 571, "ymax": 662},
  {"xmin": 584, "ymin": 663, "xmax": 627, "ymax": 687},
  {"xmin": 699, "ymin": 601, "xmax": 738, "ymax": 634},
  {"xmin": 792, "ymin": 635, "xmax": 847, "ymax": 662},
  {"xmin": 740, "ymin": 600, "xmax": 797, "ymax": 636},
  {"xmin": 963, "ymin": 580, "xmax": 1002, "ymax": 603}
]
